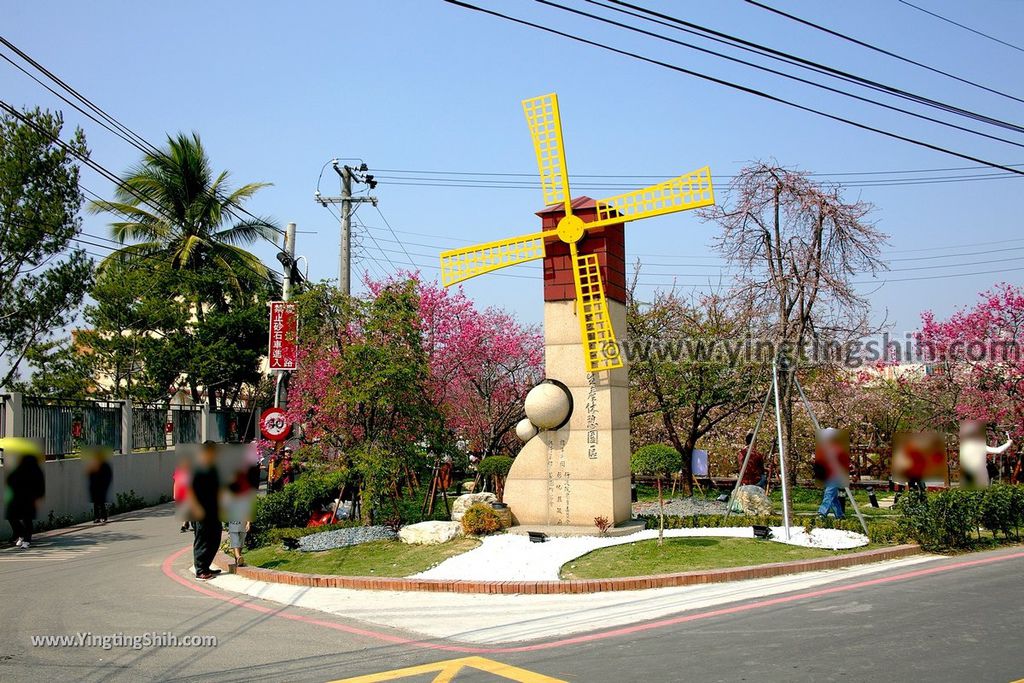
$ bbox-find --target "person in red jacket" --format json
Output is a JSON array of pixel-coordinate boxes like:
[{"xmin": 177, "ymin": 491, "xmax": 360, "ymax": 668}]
[{"xmin": 172, "ymin": 456, "xmax": 192, "ymax": 533}]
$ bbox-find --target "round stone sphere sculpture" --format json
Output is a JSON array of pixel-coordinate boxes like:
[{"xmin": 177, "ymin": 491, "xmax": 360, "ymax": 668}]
[
  {"xmin": 524, "ymin": 381, "xmax": 572, "ymax": 430},
  {"xmin": 515, "ymin": 418, "xmax": 538, "ymax": 442}
]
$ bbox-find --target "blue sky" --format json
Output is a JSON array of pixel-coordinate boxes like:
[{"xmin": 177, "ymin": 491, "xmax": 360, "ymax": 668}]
[{"xmin": 3, "ymin": 0, "xmax": 1023, "ymax": 333}]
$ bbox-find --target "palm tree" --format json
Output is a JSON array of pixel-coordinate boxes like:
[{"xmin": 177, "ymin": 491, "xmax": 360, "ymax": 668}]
[{"xmin": 89, "ymin": 132, "xmax": 279, "ymax": 298}]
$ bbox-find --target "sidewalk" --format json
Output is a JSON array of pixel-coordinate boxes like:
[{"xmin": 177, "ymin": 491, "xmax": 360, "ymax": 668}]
[{"xmin": 205, "ymin": 554, "xmax": 938, "ymax": 644}]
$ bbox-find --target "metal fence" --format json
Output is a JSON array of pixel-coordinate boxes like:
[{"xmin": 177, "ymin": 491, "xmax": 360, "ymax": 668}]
[
  {"xmin": 171, "ymin": 405, "xmax": 202, "ymax": 445},
  {"xmin": 23, "ymin": 397, "xmax": 123, "ymax": 458},
  {"xmin": 132, "ymin": 403, "xmax": 169, "ymax": 450},
  {"xmin": 210, "ymin": 409, "xmax": 257, "ymax": 443}
]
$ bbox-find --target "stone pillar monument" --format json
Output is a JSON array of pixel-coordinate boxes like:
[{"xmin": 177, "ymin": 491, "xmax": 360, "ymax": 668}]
[{"xmin": 503, "ymin": 198, "xmax": 631, "ymax": 527}]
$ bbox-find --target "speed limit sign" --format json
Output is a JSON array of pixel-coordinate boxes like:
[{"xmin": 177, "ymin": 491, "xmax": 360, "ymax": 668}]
[{"xmin": 259, "ymin": 407, "xmax": 291, "ymax": 441}]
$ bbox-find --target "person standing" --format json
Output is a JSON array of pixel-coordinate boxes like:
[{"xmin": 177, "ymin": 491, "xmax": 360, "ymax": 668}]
[
  {"xmin": 737, "ymin": 432, "xmax": 766, "ymax": 488},
  {"xmin": 959, "ymin": 421, "xmax": 1012, "ymax": 487},
  {"xmin": 188, "ymin": 442, "xmax": 222, "ymax": 580},
  {"xmin": 279, "ymin": 448, "xmax": 296, "ymax": 487},
  {"xmin": 172, "ymin": 455, "xmax": 193, "ymax": 532},
  {"xmin": 816, "ymin": 428, "xmax": 850, "ymax": 520},
  {"xmin": 85, "ymin": 448, "xmax": 113, "ymax": 524},
  {"xmin": 266, "ymin": 453, "xmax": 280, "ymax": 493},
  {"xmin": 4, "ymin": 441, "xmax": 45, "ymax": 549}
]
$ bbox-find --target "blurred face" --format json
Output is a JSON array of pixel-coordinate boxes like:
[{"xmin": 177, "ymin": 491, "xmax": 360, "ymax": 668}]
[
  {"xmin": 960, "ymin": 420, "xmax": 985, "ymax": 442},
  {"xmin": 198, "ymin": 445, "xmax": 217, "ymax": 466}
]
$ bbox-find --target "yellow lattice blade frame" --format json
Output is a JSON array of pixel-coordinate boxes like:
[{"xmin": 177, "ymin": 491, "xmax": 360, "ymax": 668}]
[
  {"xmin": 439, "ymin": 230, "xmax": 552, "ymax": 287},
  {"xmin": 523, "ymin": 93, "xmax": 573, "ymax": 215},
  {"xmin": 590, "ymin": 166, "xmax": 714, "ymax": 228},
  {"xmin": 570, "ymin": 242, "xmax": 623, "ymax": 373}
]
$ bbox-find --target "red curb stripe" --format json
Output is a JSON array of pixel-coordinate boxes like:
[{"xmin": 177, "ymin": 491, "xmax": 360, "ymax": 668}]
[{"xmin": 165, "ymin": 544, "xmax": 1024, "ymax": 654}]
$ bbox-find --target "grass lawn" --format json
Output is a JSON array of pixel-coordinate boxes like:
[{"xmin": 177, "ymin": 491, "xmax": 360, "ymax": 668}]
[
  {"xmin": 244, "ymin": 537, "xmax": 479, "ymax": 577},
  {"xmin": 560, "ymin": 537, "xmax": 871, "ymax": 580},
  {"xmin": 769, "ymin": 486, "xmax": 896, "ymax": 518}
]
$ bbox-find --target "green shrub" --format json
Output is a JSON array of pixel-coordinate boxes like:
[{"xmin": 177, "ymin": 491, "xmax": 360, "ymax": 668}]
[
  {"xmin": 477, "ymin": 456, "xmax": 514, "ymax": 479},
  {"xmin": 461, "ymin": 503, "xmax": 503, "ymax": 536},
  {"xmin": 895, "ymin": 484, "xmax": 1024, "ymax": 551},
  {"xmin": 253, "ymin": 469, "xmax": 349, "ymax": 531},
  {"xmin": 36, "ymin": 510, "xmax": 75, "ymax": 532},
  {"xmin": 631, "ymin": 445, "xmax": 682, "ymax": 480},
  {"xmin": 109, "ymin": 489, "xmax": 147, "ymax": 515},
  {"xmin": 477, "ymin": 455, "xmax": 515, "ymax": 502}
]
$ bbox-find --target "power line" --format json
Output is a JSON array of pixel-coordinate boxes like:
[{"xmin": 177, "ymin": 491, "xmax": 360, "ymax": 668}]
[
  {"xmin": 537, "ymin": 0, "xmax": 1024, "ymax": 150},
  {"xmin": 443, "ymin": 0, "xmax": 1024, "ymax": 176},
  {"xmin": 743, "ymin": 0, "xmax": 1024, "ymax": 105},
  {"xmin": 896, "ymin": 0, "xmax": 1024, "ymax": 55},
  {"xmin": 0, "ymin": 36, "xmax": 284, "ymax": 240},
  {"xmin": 372, "ymin": 204, "xmax": 418, "ymax": 270},
  {"xmin": 372, "ymin": 169, "xmax": 1023, "ymax": 190},
  {"xmin": 596, "ymin": 0, "xmax": 1024, "ymax": 136},
  {"xmin": 352, "ymin": 215, "xmax": 401, "ymax": 272},
  {"xmin": 0, "ymin": 34, "xmax": 159, "ymax": 156},
  {"xmin": 376, "ymin": 162, "xmax": 1024, "ymax": 179}
]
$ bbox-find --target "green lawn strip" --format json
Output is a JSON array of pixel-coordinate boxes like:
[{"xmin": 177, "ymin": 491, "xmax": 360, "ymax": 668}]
[
  {"xmin": 560, "ymin": 537, "xmax": 879, "ymax": 580},
  {"xmin": 244, "ymin": 537, "xmax": 480, "ymax": 577}
]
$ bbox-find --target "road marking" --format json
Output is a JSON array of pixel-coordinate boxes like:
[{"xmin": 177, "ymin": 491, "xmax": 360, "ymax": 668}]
[
  {"xmin": 0, "ymin": 545, "xmax": 104, "ymax": 561},
  {"xmin": 328, "ymin": 656, "xmax": 566, "ymax": 682},
  {"xmin": 162, "ymin": 545, "xmax": 1024, "ymax": 655}
]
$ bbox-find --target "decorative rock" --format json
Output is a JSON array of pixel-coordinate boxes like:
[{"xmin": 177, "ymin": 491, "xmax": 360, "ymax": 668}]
[
  {"xmin": 524, "ymin": 382, "xmax": 571, "ymax": 430},
  {"xmin": 398, "ymin": 520, "xmax": 463, "ymax": 545},
  {"xmin": 515, "ymin": 418, "xmax": 538, "ymax": 442},
  {"xmin": 451, "ymin": 492, "xmax": 498, "ymax": 521},
  {"xmin": 732, "ymin": 485, "xmax": 774, "ymax": 516}
]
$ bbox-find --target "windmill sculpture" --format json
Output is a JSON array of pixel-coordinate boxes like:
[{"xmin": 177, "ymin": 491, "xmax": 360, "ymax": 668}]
[{"xmin": 439, "ymin": 93, "xmax": 715, "ymax": 527}]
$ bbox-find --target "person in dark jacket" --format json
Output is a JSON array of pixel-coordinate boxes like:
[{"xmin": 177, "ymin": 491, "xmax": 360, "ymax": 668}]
[
  {"xmin": 4, "ymin": 441, "xmax": 46, "ymax": 549},
  {"xmin": 85, "ymin": 448, "xmax": 113, "ymax": 523},
  {"xmin": 187, "ymin": 442, "xmax": 222, "ymax": 580}
]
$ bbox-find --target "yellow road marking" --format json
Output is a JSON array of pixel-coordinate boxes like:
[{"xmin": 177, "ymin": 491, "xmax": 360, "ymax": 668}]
[{"xmin": 328, "ymin": 655, "xmax": 568, "ymax": 683}]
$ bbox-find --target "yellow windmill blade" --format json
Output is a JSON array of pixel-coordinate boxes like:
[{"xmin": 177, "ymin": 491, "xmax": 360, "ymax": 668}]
[
  {"xmin": 523, "ymin": 93, "xmax": 573, "ymax": 215},
  {"xmin": 590, "ymin": 166, "xmax": 715, "ymax": 228},
  {"xmin": 569, "ymin": 241, "xmax": 623, "ymax": 373},
  {"xmin": 439, "ymin": 230, "xmax": 553, "ymax": 287}
]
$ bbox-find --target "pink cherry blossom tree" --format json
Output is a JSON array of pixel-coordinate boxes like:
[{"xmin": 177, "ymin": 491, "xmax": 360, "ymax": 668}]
[
  {"xmin": 915, "ymin": 283, "xmax": 1024, "ymax": 438},
  {"xmin": 368, "ymin": 273, "xmax": 544, "ymax": 457}
]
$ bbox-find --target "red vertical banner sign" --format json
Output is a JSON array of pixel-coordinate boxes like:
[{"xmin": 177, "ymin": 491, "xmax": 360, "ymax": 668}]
[{"xmin": 268, "ymin": 301, "xmax": 299, "ymax": 371}]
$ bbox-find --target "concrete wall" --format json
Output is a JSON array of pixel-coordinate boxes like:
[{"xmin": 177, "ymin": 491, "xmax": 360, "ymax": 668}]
[{"xmin": 0, "ymin": 449, "xmax": 180, "ymax": 539}]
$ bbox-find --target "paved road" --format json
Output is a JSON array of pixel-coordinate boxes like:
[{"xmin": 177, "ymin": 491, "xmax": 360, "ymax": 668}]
[{"xmin": 0, "ymin": 504, "xmax": 1022, "ymax": 682}]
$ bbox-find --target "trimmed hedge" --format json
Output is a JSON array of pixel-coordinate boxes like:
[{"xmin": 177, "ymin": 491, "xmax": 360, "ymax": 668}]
[{"xmin": 895, "ymin": 483, "xmax": 1024, "ymax": 551}]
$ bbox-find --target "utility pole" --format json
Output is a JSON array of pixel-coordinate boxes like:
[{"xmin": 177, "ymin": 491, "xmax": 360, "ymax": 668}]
[
  {"xmin": 274, "ymin": 222, "xmax": 297, "ymax": 408},
  {"xmin": 281, "ymin": 221, "xmax": 296, "ymax": 301},
  {"xmin": 315, "ymin": 160, "xmax": 377, "ymax": 295}
]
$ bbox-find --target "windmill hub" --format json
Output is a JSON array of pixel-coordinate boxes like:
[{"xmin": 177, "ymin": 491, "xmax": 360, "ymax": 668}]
[{"xmin": 555, "ymin": 213, "xmax": 586, "ymax": 244}]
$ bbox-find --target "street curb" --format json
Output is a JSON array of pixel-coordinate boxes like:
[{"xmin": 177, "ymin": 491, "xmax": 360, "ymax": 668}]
[{"xmin": 216, "ymin": 543, "xmax": 923, "ymax": 594}]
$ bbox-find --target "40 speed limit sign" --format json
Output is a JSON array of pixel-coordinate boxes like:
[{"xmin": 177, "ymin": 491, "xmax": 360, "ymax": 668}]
[{"xmin": 259, "ymin": 407, "xmax": 291, "ymax": 441}]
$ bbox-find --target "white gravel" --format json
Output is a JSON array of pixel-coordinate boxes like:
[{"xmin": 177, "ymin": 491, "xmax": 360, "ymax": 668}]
[
  {"xmin": 769, "ymin": 526, "xmax": 869, "ymax": 550},
  {"xmin": 413, "ymin": 526, "xmax": 869, "ymax": 582}
]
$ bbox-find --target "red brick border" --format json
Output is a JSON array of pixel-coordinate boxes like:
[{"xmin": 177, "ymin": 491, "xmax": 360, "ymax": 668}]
[{"xmin": 216, "ymin": 544, "xmax": 922, "ymax": 595}]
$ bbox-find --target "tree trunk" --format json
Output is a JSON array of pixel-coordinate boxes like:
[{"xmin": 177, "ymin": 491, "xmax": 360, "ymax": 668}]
[
  {"xmin": 657, "ymin": 478, "xmax": 665, "ymax": 546},
  {"xmin": 663, "ymin": 414, "xmax": 693, "ymax": 496}
]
